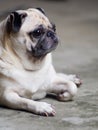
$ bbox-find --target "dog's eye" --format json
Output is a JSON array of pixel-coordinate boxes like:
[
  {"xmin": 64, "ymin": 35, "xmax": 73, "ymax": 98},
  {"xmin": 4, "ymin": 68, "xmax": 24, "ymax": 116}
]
[{"xmin": 32, "ymin": 29, "xmax": 43, "ymax": 38}]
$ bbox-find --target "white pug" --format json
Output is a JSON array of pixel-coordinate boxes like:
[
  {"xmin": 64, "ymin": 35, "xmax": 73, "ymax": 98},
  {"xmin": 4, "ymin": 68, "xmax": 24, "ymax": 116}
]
[{"xmin": 0, "ymin": 8, "xmax": 81, "ymax": 116}]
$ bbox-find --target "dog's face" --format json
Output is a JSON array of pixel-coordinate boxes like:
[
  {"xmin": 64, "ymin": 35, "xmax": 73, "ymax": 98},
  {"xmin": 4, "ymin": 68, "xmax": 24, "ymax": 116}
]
[{"xmin": 6, "ymin": 8, "xmax": 58, "ymax": 58}]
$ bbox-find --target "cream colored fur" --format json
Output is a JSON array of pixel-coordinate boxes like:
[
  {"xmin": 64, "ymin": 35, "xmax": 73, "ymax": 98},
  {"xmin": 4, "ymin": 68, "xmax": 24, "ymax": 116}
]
[{"xmin": 0, "ymin": 8, "xmax": 81, "ymax": 116}]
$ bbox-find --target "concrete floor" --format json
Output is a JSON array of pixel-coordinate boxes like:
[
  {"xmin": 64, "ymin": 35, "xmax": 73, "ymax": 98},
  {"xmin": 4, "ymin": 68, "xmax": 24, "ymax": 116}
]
[{"xmin": 0, "ymin": 0, "xmax": 98, "ymax": 130}]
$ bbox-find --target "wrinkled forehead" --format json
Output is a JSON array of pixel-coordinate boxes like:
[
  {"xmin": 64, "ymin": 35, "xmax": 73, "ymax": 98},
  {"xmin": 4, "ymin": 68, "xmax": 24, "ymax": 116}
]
[{"xmin": 20, "ymin": 8, "xmax": 51, "ymax": 32}]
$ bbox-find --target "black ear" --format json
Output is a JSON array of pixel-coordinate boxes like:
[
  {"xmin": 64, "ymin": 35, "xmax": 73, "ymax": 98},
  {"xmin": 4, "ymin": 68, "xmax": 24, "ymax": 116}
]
[
  {"xmin": 6, "ymin": 12, "xmax": 27, "ymax": 34},
  {"xmin": 36, "ymin": 8, "xmax": 46, "ymax": 15}
]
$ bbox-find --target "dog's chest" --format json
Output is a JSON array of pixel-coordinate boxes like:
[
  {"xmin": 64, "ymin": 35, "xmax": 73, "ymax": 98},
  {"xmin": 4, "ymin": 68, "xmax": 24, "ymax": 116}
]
[{"xmin": 11, "ymin": 67, "xmax": 50, "ymax": 93}]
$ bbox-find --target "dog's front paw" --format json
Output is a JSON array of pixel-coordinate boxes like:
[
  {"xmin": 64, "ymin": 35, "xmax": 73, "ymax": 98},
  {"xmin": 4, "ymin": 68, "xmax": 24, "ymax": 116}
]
[
  {"xmin": 34, "ymin": 102, "xmax": 56, "ymax": 116},
  {"xmin": 68, "ymin": 75, "xmax": 82, "ymax": 87}
]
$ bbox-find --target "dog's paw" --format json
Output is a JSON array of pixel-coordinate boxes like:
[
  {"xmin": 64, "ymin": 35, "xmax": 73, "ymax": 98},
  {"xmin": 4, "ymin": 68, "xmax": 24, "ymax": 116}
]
[
  {"xmin": 68, "ymin": 75, "xmax": 82, "ymax": 88},
  {"xmin": 34, "ymin": 102, "xmax": 56, "ymax": 116},
  {"xmin": 57, "ymin": 91, "xmax": 73, "ymax": 101}
]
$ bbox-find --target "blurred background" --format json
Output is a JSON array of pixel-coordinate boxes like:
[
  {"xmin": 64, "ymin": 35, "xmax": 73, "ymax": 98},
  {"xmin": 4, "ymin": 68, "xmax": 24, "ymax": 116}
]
[{"xmin": 0, "ymin": 0, "xmax": 98, "ymax": 130}]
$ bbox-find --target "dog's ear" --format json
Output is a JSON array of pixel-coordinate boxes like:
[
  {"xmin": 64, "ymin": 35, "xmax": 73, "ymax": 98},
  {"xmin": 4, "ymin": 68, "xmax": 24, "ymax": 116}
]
[
  {"xmin": 6, "ymin": 12, "xmax": 27, "ymax": 34},
  {"xmin": 36, "ymin": 8, "xmax": 46, "ymax": 15}
]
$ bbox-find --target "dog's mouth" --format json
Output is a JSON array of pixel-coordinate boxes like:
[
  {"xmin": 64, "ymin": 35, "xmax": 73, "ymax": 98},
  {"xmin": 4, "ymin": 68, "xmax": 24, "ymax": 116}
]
[{"xmin": 28, "ymin": 32, "xmax": 58, "ymax": 58}]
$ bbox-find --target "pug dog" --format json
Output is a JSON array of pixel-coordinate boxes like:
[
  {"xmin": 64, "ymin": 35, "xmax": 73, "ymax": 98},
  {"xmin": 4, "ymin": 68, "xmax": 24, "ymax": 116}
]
[{"xmin": 0, "ymin": 8, "xmax": 81, "ymax": 116}]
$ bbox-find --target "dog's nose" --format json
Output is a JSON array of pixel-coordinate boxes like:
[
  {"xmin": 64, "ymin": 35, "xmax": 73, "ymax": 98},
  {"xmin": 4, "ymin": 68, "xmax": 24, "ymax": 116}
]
[
  {"xmin": 47, "ymin": 31, "xmax": 54, "ymax": 38},
  {"xmin": 47, "ymin": 31, "xmax": 58, "ymax": 43}
]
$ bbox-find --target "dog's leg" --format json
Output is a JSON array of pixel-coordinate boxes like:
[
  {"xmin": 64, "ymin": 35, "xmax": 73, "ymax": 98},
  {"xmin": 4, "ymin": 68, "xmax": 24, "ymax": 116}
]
[
  {"xmin": 1, "ymin": 90, "xmax": 55, "ymax": 116},
  {"xmin": 48, "ymin": 72, "xmax": 81, "ymax": 101},
  {"xmin": 55, "ymin": 73, "xmax": 82, "ymax": 88}
]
